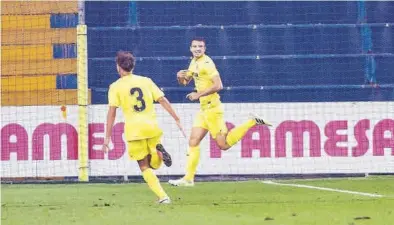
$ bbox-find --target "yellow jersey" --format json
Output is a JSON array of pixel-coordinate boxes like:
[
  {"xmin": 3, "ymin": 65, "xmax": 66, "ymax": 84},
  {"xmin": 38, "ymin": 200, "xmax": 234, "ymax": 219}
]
[
  {"xmin": 108, "ymin": 74, "xmax": 164, "ymax": 141},
  {"xmin": 187, "ymin": 54, "xmax": 221, "ymax": 108}
]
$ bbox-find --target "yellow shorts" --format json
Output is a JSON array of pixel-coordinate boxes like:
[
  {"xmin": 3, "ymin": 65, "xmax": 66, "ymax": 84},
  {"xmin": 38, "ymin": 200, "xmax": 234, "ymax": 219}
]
[
  {"xmin": 127, "ymin": 135, "xmax": 161, "ymax": 161},
  {"xmin": 193, "ymin": 105, "xmax": 228, "ymax": 139}
]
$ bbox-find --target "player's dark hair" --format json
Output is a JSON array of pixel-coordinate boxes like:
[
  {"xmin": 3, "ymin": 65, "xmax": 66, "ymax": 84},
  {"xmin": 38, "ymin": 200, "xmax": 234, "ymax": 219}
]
[
  {"xmin": 116, "ymin": 50, "xmax": 135, "ymax": 72},
  {"xmin": 191, "ymin": 37, "xmax": 206, "ymax": 45}
]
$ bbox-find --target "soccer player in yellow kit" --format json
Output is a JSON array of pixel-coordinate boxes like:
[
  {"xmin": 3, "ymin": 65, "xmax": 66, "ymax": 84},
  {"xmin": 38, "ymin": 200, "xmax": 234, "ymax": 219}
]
[
  {"xmin": 169, "ymin": 38, "xmax": 271, "ymax": 187},
  {"xmin": 102, "ymin": 51, "xmax": 185, "ymax": 203}
]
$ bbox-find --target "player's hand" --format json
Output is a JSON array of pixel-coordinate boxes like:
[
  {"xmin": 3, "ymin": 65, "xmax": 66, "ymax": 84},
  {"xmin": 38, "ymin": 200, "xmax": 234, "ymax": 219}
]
[
  {"xmin": 177, "ymin": 70, "xmax": 189, "ymax": 86},
  {"xmin": 175, "ymin": 120, "xmax": 187, "ymax": 138},
  {"xmin": 177, "ymin": 70, "xmax": 188, "ymax": 79},
  {"xmin": 102, "ymin": 138, "xmax": 110, "ymax": 153},
  {"xmin": 186, "ymin": 92, "xmax": 201, "ymax": 101}
]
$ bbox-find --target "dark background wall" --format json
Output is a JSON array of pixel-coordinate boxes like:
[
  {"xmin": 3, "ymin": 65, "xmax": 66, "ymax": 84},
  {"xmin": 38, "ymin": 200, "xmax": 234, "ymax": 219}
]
[{"xmin": 86, "ymin": 1, "xmax": 394, "ymax": 104}]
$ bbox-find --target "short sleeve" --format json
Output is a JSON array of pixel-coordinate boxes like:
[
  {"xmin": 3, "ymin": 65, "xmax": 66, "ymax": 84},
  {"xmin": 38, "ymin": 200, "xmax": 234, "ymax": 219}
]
[
  {"xmin": 108, "ymin": 84, "xmax": 120, "ymax": 107},
  {"xmin": 149, "ymin": 79, "xmax": 165, "ymax": 101},
  {"xmin": 205, "ymin": 60, "xmax": 219, "ymax": 79}
]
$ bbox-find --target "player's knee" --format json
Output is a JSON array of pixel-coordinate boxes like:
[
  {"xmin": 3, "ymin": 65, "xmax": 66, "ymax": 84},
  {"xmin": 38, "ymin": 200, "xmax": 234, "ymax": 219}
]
[
  {"xmin": 137, "ymin": 157, "xmax": 150, "ymax": 172},
  {"xmin": 219, "ymin": 143, "xmax": 230, "ymax": 151},
  {"xmin": 138, "ymin": 164, "xmax": 150, "ymax": 172},
  {"xmin": 214, "ymin": 134, "xmax": 230, "ymax": 150},
  {"xmin": 216, "ymin": 140, "xmax": 230, "ymax": 151},
  {"xmin": 189, "ymin": 137, "xmax": 201, "ymax": 147},
  {"xmin": 148, "ymin": 153, "xmax": 162, "ymax": 170}
]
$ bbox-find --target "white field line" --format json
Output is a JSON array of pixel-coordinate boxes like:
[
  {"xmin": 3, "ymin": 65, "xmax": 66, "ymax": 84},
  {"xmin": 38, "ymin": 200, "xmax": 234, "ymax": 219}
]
[{"xmin": 262, "ymin": 180, "xmax": 384, "ymax": 198}]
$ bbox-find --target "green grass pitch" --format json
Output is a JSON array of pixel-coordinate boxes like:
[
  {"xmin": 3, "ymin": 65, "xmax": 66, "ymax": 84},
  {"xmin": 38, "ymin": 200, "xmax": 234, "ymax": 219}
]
[{"xmin": 2, "ymin": 176, "xmax": 393, "ymax": 225}]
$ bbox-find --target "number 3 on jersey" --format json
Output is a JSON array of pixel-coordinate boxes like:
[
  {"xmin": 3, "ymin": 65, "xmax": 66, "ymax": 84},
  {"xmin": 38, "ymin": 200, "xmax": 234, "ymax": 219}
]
[{"xmin": 130, "ymin": 87, "xmax": 146, "ymax": 112}]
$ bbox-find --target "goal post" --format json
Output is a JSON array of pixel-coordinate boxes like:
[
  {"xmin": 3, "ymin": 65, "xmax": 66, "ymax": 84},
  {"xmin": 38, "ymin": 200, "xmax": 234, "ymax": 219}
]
[{"xmin": 77, "ymin": 0, "xmax": 89, "ymax": 182}]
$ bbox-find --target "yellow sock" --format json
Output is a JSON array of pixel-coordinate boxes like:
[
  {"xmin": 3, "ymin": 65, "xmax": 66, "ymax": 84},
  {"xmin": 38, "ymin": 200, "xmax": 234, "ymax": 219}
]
[
  {"xmin": 184, "ymin": 146, "xmax": 200, "ymax": 182},
  {"xmin": 142, "ymin": 168, "xmax": 167, "ymax": 199},
  {"xmin": 149, "ymin": 152, "xmax": 162, "ymax": 170},
  {"xmin": 226, "ymin": 119, "xmax": 256, "ymax": 146}
]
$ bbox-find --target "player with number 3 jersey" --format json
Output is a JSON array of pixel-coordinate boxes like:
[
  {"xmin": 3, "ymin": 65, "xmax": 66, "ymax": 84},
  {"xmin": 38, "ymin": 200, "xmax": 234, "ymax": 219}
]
[{"xmin": 102, "ymin": 51, "xmax": 186, "ymax": 204}]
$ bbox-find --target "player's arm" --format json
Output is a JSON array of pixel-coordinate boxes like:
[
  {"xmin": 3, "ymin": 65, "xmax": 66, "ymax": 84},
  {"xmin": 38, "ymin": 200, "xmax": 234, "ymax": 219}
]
[
  {"xmin": 102, "ymin": 85, "xmax": 119, "ymax": 152},
  {"xmin": 157, "ymin": 97, "xmax": 180, "ymax": 122},
  {"xmin": 186, "ymin": 75, "xmax": 223, "ymax": 101},
  {"xmin": 150, "ymin": 78, "xmax": 186, "ymax": 137},
  {"xmin": 103, "ymin": 106, "xmax": 117, "ymax": 152},
  {"xmin": 157, "ymin": 96, "xmax": 186, "ymax": 138},
  {"xmin": 197, "ymin": 74, "xmax": 223, "ymax": 97}
]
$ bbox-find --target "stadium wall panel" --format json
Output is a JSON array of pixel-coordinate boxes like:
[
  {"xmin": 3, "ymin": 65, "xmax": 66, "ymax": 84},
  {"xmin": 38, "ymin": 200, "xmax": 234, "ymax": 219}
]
[{"xmin": 1, "ymin": 103, "xmax": 393, "ymax": 177}]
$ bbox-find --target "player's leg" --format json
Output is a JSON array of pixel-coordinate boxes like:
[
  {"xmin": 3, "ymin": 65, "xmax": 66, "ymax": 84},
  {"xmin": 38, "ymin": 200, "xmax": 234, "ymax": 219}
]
[
  {"xmin": 168, "ymin": 127, "xmax": 207, "ymax": 186},
  {"xmin": 147, "ymin": 135, "xmax": 172, "ymax": 169},
  {"xmin": 216, "ymin": 113, "xmax": 271, "ymax": 150},
  {"xmin": 205, "ymin": 109, "xmax": 231, "ymax": 150},
  {"xmin": 128, "ymin": 139, "xmax": 170, "ymax": 203},
  {"xmin": 184, "ymin": 126, "xmax": 208, "ymax": 181},
  {"xmin": 137, "ymin": 157, "xmax": 170, "ymax": 204},
  {"xmin": 169, "ymin": 111, "xmax": 208, "ymax": 186},
  {"xmin": 156, "ymin": 143, "xmax": 172, "ymax": 167}
]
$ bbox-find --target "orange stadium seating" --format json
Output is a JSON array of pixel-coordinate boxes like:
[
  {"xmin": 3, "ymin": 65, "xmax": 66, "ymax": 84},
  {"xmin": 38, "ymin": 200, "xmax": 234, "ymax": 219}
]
[{"xmin": 1, "ymin": 1, "xmax": 82, "ymax": 106}]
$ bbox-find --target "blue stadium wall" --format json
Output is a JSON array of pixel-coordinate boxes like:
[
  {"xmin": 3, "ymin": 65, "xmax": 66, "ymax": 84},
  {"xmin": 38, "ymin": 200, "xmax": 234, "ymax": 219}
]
[{"xmin": 85, "ymin": 1, "xmax": 394, "ymax": 104}]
